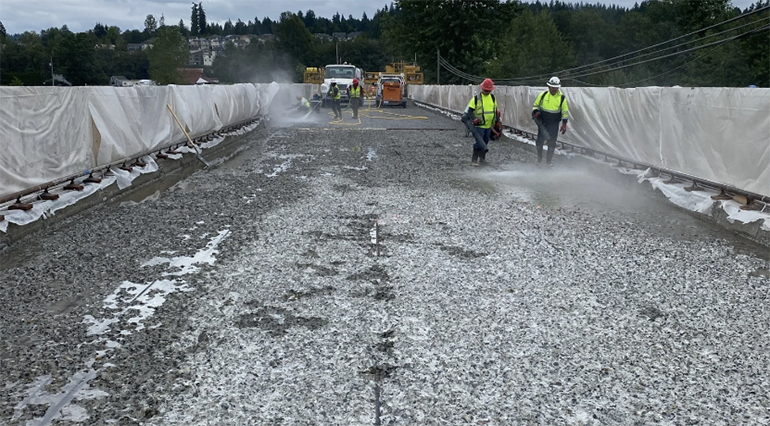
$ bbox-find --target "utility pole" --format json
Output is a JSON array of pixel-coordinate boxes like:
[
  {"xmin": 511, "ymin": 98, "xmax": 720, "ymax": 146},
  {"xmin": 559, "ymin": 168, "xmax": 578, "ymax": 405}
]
[
  {"xmin": 436, "ymin": 49, "xmax": 440, "ymax": 85},
  {"xmin": 50, "ymin": 56, "xmax": 54, "ymax": 86},
  {"xmin": 336, "ymin": 42, "xmax": 339, "ymax": 64}
]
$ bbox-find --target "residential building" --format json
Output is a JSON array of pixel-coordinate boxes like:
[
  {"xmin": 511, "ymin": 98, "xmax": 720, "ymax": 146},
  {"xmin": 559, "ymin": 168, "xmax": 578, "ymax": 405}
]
[
  {"xmin": 110, "ymin": 76, "xmax": 133, "ymax": 87},
  {"xmin": 203, "ymin": 51, "xmax": 216, "ymax": 67},
  {"xmin": 314, "ymin": 33, "xmax": 333, "ymax": 42}
]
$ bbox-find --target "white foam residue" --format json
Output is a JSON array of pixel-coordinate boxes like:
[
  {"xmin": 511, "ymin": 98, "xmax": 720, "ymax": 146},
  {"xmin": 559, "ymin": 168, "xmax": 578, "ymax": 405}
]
[
  {"xmin": 82, "ymin": 316, "xmax": 119, "ymax": 336},
  {"xmin": 13, "ymin": 370, "xmax": 106, "ymax": 425},
  {"xmin": 84, "ymin": 279, "xmax": 191, "ymax": 336},
  {"xmin": 142, "ymin": 230, "xmax": 230, "ymax": 275},
  {"xmin": 267, "ymin": 159, "xmax": 292, "ymax": 177},
  {"xmin": 367, "ymin": 147, "xmax": 377, "ymax": 162}
]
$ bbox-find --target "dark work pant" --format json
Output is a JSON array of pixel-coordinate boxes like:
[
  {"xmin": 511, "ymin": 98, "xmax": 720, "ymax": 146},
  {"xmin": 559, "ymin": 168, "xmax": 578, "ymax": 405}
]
[
  {"xmin": 350, "ymin": 97, "xmax": 360, "ymax": 118},
  {"xmin": 474, "ymin": 127, "xmax": 491, "ymax": 152},
  {"xmin": 536, "ymin": 123, "xmax": 559, "ymax": 163},
  {"xmin": 332, "ymin": 100, "xmax": 341, "ymax": 117}
]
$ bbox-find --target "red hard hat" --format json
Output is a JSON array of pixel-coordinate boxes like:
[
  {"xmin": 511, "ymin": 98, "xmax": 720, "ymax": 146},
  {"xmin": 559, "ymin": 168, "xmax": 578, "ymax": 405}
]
[
  {"xmin": 353, "ymin": 78, "xmax": 359, "ymax": 84},
  {"xmin": 480, "ymin": 78, "xmax": 494, "ymax": 91}
]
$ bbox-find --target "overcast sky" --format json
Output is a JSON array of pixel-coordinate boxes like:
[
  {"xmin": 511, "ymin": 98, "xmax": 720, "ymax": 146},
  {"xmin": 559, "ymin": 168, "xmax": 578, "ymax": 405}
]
[{"xmin": 0, "ymin": 0, "xmax": 760, "ymax": 35}]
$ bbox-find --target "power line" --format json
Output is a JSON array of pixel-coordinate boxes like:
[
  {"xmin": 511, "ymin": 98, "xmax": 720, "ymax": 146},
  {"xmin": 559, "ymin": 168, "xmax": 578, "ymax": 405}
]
[
  {"xmin": 550, "ymin": 16, "xmax": 769, "ymax": 81},
  {"xmin": 502, "ymin": 4, "xmax": 770, "ymax": 83},
  {"xmin": 436, "ymin": 6, "xmax": 769, "ymax": 86},
  {"xmin": 561, "ymin": 24, "xmax": 769, "ymax": 81},
  {"xmin": 438, "ymin": 22, "xmax": 768, "ymax": 87}
]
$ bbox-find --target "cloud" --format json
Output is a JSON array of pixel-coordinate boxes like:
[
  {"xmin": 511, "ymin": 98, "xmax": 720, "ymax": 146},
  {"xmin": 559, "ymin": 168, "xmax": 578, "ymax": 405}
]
[
  {"xmin": 1, "ymin": 0, "xmax": 391, "ymax": 34},
  {"xmin": 1, "ymin": 0, "xmax": 758, "ymax": 35}
]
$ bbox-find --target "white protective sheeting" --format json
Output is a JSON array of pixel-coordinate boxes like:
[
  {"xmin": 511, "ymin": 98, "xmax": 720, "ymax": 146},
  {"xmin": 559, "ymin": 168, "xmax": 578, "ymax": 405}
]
[
  {"xmin": 0, "ymin": 87, "xmax": 94, "ymax": 197},
  {"xmin": 410, "ymin": 85, "xmax": 770, "ymax": 196},
  {"xmin": 1, "ymin": 84, "xmax": 279, "ymax": 200},
  {"xmin": 658, "ymin": 87, "xmax": 770, "ymax": 194}
]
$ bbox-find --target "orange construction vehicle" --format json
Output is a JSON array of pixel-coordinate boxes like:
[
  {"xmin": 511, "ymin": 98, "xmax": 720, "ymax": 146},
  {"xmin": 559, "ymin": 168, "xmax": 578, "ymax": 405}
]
[{"xmin": 376, "ymin": 73, "xmax": 407, "ymax": 108}]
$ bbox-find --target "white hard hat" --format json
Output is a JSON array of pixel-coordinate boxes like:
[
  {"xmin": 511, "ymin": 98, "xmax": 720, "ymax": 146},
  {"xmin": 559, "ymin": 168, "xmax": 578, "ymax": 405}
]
[
  {"xmin": 547, "ymin": 76, "xmax": 561, "ymax": 88},
  {"xmin": 330, "ymin": 79, "xmax": 337, "ymax": 84}
]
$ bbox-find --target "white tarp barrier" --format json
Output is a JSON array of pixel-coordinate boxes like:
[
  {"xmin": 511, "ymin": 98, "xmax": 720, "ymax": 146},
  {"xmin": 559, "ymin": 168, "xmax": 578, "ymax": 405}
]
[
  {"xmin": 0, "ymin": 87, "xmax": 94, "ymax": 197},
  {"xmin": 1, "ymin": 84, "xmax": 279, "ymax": 200},
  {"xmin": 254, "ymin": 83, "xmax": 281, "ymax": 117},
  {"xmin": 411, "ymin": 85, "xmax": 770, "ymax": 196},
  {"xmin": 658, "ymin": 87, "xmax": 770, "ymax": 194},
  {"xmin": 169, "ymin": 85, "xmax": 224, "ymax": 138}
]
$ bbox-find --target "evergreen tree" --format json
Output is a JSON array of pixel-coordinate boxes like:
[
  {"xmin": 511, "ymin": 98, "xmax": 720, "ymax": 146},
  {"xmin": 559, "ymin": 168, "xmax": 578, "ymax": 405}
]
[
  {"xmin": 487, "ymin": 9, "xmax": 575, "ymax": 83},
  {"xmin": 191, "ymin": 3, "xmax": 200, "ymax": 36},
  {"xmin": 198, "ymin": 3, "xmax": 207, "ymax": 35},
  {"xmin": 178, "ymin": 19, "xmax": 188, "ymax": 36},
  {"xmin": 93, "ymin": 23, "xmax": 108, "ymax": 39},
  {"xmin": 274, "ymin": 12, "xmax": 314, "ymax": 65},
  {"xmin": 383, "ymin": 0, "xmax": 516, "ymax": 84}
]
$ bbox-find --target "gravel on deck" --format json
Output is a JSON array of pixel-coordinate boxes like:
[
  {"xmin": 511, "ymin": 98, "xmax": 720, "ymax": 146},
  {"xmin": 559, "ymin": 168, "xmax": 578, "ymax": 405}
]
[{"xmin": 1, "ymin": 105, "xmax": 768, "ymax": 426}]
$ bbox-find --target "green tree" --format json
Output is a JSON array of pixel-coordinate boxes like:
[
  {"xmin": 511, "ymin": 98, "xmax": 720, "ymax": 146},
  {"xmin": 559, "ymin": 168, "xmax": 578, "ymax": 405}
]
[
  {"xmin": 144, "ymin": 14, "xmax": 158, "ymax": 37},
  {"xmin": 274, "ymin": 12, "xmax": 314, "ymax": 66},
  {"xmin": 94, "ymin": 23, "xmax": 108, "ymax": 39},
  {"xmin": 383, "ymin": 0, "xmax": 516, "ymax": 84},
  {"xmin": 487, "ymin": 9, "xmax": 575, "ymax": 83},
  {"xmin": 106, "ymin": 26, "xmax": 121, "ymax": 44},
  {"xmin": 148, "ymin": 26, "xmax": 189, "ymax": 84},
  {"xmin": 740, "ymin": 0, "xmax": 770, "ymax": 86},
  {"xmin": 191, "ymin": 3, "xmax": 200, "ymax": 36},
  {"xmin": 198, "ymin": 3, "xmax": 207, "ymax": 35},
  {"xmin": 178, "ymin": 19, "xmax": 188, "ymax": 37}
]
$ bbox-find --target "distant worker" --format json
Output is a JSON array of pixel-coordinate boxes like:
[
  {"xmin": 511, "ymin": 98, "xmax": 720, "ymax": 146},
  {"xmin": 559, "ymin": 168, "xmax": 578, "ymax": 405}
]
[
  {"xmin": 348, "ymin": 78, "xmax": 362, "ymax": 119},
  {"xmin": 532, "ymin": 76, "xmax": 570, "ymax": 166},
  {"xmin": 294, "ymin": 95, "xmax": 311, "ymax": 113},
  {"xmin": 462, "ymin": 78, "xmax": 500, "ymax": 166},
  {"xmin": 327, "ymin": 80, "xmax": 342, "ymax": 120}
]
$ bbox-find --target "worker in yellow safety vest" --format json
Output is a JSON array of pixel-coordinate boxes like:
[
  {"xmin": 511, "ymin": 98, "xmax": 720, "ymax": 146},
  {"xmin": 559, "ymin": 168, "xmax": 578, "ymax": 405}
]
[
  {"xmin": 328, "ymin": 81, "xmax": 342, "ymax": 120},
  {"xmin": 462, "ymin": 78, "xmax": 500, "ymax": 166},
  {"xmin": 532, "ymin": 76, "xmax": 570, "ymax": 166},
  {"xmin": 294, "ymin": 95, "xmax": 311, "ymax": 113},
  {"xmin": 348, "ymin": 78, "xmax": 362, "ymax": 119}
]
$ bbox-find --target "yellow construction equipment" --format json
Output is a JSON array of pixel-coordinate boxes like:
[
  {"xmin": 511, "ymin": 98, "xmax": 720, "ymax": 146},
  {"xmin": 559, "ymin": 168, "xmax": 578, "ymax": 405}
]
[
  {"xmin": 363, "ymin": 71, "xmax": 380, "ymax": 85},
  {"xmin": 303, "ymin": 67, "xmax": 324, "ymax": 84},
  {"xmin": 385, "ymin": 61, "xmax": 424, "ymax": 85}
]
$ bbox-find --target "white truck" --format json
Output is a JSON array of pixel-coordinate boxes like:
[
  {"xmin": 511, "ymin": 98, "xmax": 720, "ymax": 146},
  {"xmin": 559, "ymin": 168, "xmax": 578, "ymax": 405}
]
[{"xmin": 320, "ymin": 63, "xmax": 364, "ymax": 108}]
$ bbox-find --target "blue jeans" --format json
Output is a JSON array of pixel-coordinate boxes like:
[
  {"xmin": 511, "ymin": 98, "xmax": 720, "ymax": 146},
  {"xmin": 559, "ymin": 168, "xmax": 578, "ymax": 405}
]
[{"xmin": 473, "ymin": 127, "xmax": 491, "ymax": 151}]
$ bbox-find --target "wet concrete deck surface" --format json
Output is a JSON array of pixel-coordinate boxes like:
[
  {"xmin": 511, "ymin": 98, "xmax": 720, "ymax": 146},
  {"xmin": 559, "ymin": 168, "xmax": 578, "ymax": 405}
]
[{"xmin": 1, "ymin": 103, "xmax": 768, "ymax": 425}]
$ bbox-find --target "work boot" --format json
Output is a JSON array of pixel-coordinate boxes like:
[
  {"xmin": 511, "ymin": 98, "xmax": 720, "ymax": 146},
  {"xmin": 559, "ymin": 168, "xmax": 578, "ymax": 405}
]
[
  {"xmin": 471, "ymin": 150, "xmax": 479, "ymax": 166},
  {"xmin": 479, "ymin": 151, "xmax": 489, "ymax": 165}
]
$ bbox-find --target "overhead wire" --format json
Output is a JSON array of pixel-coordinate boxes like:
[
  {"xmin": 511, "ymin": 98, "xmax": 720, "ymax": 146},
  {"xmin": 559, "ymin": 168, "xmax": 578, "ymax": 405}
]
[
  {"xmin": 498, "ymin": 4, "xmax": 770, "ymax": 83},
  {"xmin": 559, "ymin": 23, "xmax": 769, "ymax": 81},
  {"xmin": 436, "ymin": 11, "xmax": 769, "ymax": 87},
  {"xmin": 546, "ymin": 16, "xmax": 769, "ymax": 81}
]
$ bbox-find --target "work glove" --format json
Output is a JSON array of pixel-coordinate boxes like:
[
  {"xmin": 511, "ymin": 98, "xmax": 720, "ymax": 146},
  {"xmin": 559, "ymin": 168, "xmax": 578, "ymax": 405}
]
[
  {"xmin": 560, "ymin": 122, "xmax": 567, "ymax": 134},
  {"xmin": 532, "ymin": 111, "xmax": 540, "ymax": 120},
  {"xmin": 473, "ymin": 118, "xmax": 481, "ymax": 126}
]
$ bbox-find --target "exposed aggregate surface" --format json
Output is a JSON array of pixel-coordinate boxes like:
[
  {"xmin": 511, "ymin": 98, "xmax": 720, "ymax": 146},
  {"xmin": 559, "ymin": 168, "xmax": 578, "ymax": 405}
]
[{"xmin": 1, "ymin": 104, "xmax": 769, "ymax": 426}]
